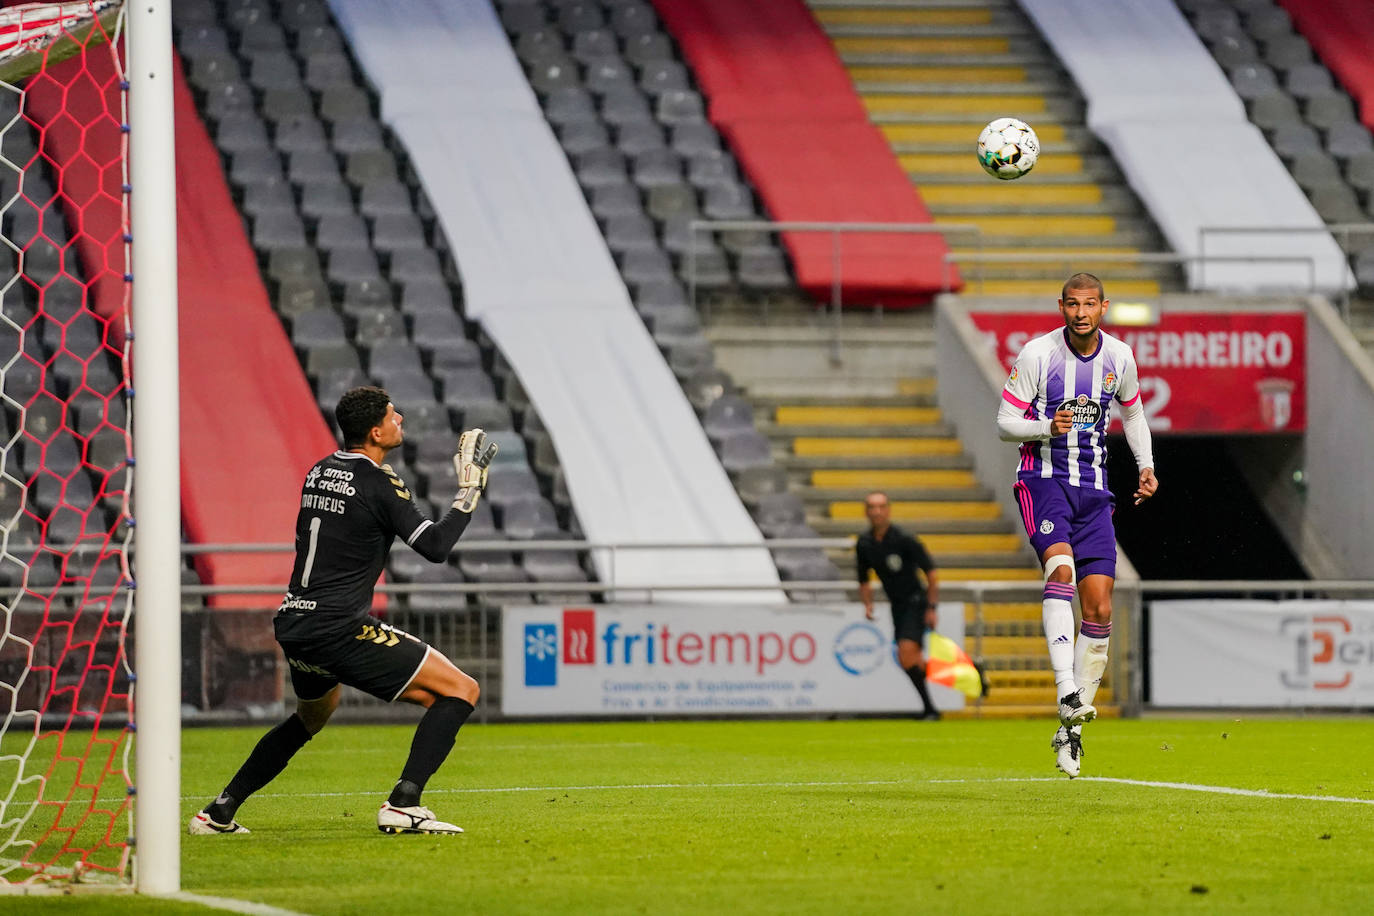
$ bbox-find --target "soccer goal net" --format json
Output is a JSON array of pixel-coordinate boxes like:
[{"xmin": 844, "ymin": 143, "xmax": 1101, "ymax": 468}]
[{"xmin": 0, "ymin": 0, "xmax": 135, "ymax": 887}]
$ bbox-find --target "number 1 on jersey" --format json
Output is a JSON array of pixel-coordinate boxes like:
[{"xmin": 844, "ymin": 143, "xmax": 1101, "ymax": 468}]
[{"xmin": 301, "ymin": 515, "xmax": 322, "ymax": 587}]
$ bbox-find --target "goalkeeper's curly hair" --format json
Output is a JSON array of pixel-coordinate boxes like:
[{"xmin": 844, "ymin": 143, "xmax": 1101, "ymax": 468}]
[{"xmin": 335, "ymin": 386, "xmax": 392, "ymax": 447}]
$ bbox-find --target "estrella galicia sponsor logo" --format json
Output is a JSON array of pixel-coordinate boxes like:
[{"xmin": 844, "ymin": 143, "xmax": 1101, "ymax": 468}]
[
  {"xmin": 1279, "ymin": 614, "xmax": 1374, "ymax": 691},
  {"xmin": 1057, "ymin": 394, "xmax": 1102, "ymax": 431},
  {"xmin": 833, "ymin": 622, "xmax": 888, "ymax": 676},
  {"xmin": 524, "ymin": 623, "xmax": 558, "ymax": 687}
]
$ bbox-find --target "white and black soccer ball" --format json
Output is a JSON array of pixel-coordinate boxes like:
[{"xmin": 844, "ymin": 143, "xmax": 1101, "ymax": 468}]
[{"xmin": 977, "ymin": 117, "xmax": 1039, "ymax": 180}]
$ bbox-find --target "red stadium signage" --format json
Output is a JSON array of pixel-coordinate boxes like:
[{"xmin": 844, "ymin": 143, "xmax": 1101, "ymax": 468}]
[{"xmin": 969, "ymin": 311, "xmax": 1306, "ymax": 433}]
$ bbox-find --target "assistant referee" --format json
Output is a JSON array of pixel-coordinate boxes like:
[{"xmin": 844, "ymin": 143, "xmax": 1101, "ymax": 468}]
[{"xmin": 856, "ymin": 490, "xmax": 942, "ymax": 719}]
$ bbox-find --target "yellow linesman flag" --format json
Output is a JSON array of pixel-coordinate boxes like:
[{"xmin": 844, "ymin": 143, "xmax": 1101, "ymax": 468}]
[{"xmin": 925, "ymin": 631, "xmax": 989, "ymax": 700}]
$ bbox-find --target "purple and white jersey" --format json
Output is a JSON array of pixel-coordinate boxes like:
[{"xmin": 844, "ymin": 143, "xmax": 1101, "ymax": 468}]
[{"xmin": 1001, "ymin": 327, "xmax": 1142, "ymax": 490}]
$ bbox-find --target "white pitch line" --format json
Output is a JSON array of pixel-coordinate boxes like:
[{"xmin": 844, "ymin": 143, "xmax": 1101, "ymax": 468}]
[
  {"xmin": 929, "ymin": 776, "xmax": 1374, "ymax": 806},
  {"xmin": 170, "ymin": 891, "xmax": 313, "ymax": 916}
]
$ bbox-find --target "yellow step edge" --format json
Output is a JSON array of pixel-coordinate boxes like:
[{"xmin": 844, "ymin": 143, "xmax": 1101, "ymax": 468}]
[
  {"xmin": 897, "ymin": 377, "xmax": 935, "ymax": 395},
  {"xmin": 960, "ymin": 279, "xmax": 1162, "ymax": 297},
  {"xmin": 883, "ymin": 123, "xmax": 1067, "ymax": 144},
  {"xmin": 964, "ymin": 602, "xmax": 1042, "ymax": 623},
  {"xmin": 921, "ymin": 533, "xmax": 1025, "ymax": 553},
  {"xmin": 831, "ymin": 500, "xmax": 1000, "ymax": 521},
  {"xmin": 901, "ymin": 152, "xmax": 1085, "ymax": 175},
  {"xmin": 834, "ymin": 36, "xmax": 1010, "ymax": 55},
  {"xmin": 977, "ymin": 635, "xmax": 1047, "ymax": 654},
  {"xmin": 951, "ymin": 246, "xmax": 1140, "ymax": 257},
  {"xmin": 776, "ymin": 405, "xmax": 942, "ymax": 426},
  {"xmin": 933, "ymin": 214, "xmax": 1118, "ymax": 235},
  {"xmin": 940, "ymin": 567, "xmax": 1043, "ymax": 582},
  {"xmin": 848, "ymin": 65, "xmax": 1027, "ymax": 83},
  {"xmin": 921, "ymin": 184, "xmax": 1103, "ymax": 205},
  {"xmin": 812, "ymin": 469, "xmax": 977, "ymax": 488},
  {"xmin": 864, "ymin": 94, "xmax": 1047, "ymax": 114},
  {"xmin": 793, "ymin": 437, "xmax": 964, "ymax": 457},
  {"xmin": 815, "ymin": 8, "xmax": 992, "ymax": 26}
]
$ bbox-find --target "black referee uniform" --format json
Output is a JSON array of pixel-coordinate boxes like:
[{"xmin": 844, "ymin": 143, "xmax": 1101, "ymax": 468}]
[
  {"xmin": 274, "ymin": 450, "xmax": 472, "ymax": 702},
  {"xmin": 855, "ymin": 523, "xmax": 937, "ymax": 643}
]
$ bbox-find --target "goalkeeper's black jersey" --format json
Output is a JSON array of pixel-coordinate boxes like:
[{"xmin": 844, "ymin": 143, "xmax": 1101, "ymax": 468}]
[{"xmin": 277, "ymin": 450, "xmax": 469, "ymax": 625}]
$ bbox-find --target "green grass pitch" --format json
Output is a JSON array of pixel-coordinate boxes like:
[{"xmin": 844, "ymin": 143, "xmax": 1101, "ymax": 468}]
[{"xmin": 16, "ymin": 717, "xmax": 1374, "ymax": 914}]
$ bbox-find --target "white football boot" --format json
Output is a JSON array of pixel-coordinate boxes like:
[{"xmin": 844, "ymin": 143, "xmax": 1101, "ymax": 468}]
[
  {"xmin": 1057, "ymin": 689, "xmax": 1097, "ymax": 729},
  {"xmin": 377, "ymin": 802, "xmax": 463, "ymax": 835},
  {"xmin": 1052, "ymin": 725, "xmax": 1084, "ymax": 779},
  {"xmin": 188, "ymin": 811, "xmax": 250, "ymax": 835}
]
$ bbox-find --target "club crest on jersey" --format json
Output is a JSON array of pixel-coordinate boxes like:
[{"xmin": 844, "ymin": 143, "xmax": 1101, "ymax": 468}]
[
  {"xmin": 1039, "ymin": 520, "xmax": 1055, "ymax": 535},
  {"xmin": 1057, "ymin": 394, "xmax": 1103, "ymax": 431},
  {"xmin": 1102, "ymin": 372, "xmax": 1118, "ymax": 395},
  {"xmin": 886, "ymin": 554, "xmax": 903, "ymax": 573}
]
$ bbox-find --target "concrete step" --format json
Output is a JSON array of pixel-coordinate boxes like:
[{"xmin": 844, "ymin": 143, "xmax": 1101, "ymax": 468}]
[
  {"xmin": 788, "ymin": 436, "xmax": 965, "ymax": 458},
  {"xmin": 808, "ymin": 468, "xmax": 973, "ymax": 487},
  {"xmin": 764, "ymin": 422, "xmax": 957, "ymax": 440},
  {"xmin": 809, "ymin": 516, "xmax": 1014, "ymax": 536},
  {"xmin": 806, "ymin": 484, "xmax": 994, "ymax": 502},
  {"xmin": 864, "ymin": 93, "xmax": 1082, "ymax": 119},
  {"xmin": 780, "ymin": 453, "xmax": 975, "ymax": 472}
]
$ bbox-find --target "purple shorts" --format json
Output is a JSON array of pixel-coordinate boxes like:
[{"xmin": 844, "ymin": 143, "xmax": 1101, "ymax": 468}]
[{"xmin": 1012, "ymin": 476, "xmax": 1117, "ymax": 579}]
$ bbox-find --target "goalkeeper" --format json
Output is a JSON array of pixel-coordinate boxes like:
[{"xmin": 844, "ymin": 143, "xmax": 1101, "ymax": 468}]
[{"xmin": 190, "ymin": 386, "xmax": 496, "ymax": 836}]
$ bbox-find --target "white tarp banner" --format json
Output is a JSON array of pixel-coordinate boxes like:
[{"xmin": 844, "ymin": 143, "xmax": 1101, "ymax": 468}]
[
  {"xmin": 1150, "ymin": 600, "xmax": 1374, "ymax": 707},
  {"xmin": 327, "ymin": 0, "xmax": 780, "ymax": 598},
  {"xmin": 1018, "ymin": 0, "xmax": 1352, "ymax": 292},
  {"xmin": 503, "ymin": 602, "xmax": 966, "ymax": 716}
]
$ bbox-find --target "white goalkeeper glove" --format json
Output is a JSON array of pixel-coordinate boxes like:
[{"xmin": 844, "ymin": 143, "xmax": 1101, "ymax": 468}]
[{"xmin": 453, "ymin": 428, "xmax": 498, "ymax": 513}]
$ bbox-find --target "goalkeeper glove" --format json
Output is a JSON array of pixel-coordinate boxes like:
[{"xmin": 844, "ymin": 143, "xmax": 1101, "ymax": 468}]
[{"xmin": 453, "ymin": 428, "xmax": 498, "ymax": 513}]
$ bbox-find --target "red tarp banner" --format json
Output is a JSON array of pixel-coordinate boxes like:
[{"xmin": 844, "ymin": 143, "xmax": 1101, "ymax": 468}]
[
  {"xmin": 1278, "ymin": 0, "xmax": 1374, "ymax": 132},
  {"xmin": 970, "ymin": 312, "xmax": 1306, "ymax": 434}
]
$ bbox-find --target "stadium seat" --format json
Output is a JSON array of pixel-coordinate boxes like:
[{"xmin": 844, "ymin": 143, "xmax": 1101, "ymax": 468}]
[
  {"xmin": 715, "ymin": 430, "xmax": 773, "ymax": 473},
  {"xmin": 499, "ymin": 498, "xmax": 563, "ymax": 540},
  {"xmin": 682, "ymin": 366, "xmax": 734, "ymax": 412},
  {"xmin": 1326, "ymin": 123, "xmax": 1373, "ymax": 161},
  {"xmin": 734, "ymin": 465, "xmax": 789, "ymax": 506},
  {"xmin": 615, "ymin": 121, "xmax": 666, "ymax": 156}
]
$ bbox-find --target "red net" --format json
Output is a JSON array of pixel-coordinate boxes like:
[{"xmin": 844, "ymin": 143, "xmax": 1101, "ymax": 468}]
[{"xmin": 0, "ymin": 0, "xmax": 132, "ymax": 885}]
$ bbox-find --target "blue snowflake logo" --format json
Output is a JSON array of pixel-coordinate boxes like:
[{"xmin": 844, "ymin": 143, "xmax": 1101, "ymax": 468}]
[{"xmin": 527, "ymin": 628, "xmax": 557, "ymax": 661}]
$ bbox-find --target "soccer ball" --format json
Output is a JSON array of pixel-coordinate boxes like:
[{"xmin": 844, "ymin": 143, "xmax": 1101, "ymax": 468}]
[{"xmin": 977, "ymin": 117, "xmax": 1039, "ymax": 180}]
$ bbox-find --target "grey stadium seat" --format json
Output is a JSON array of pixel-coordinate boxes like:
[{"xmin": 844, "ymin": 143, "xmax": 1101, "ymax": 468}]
[
  {"xmin": 615, "ymin": 121, "xmax": 666, "ymax": 156},
  {"xmin": 716, "ymin": 430, "xmax": 773, "ymax": 473},
  {"xmin": 499, "ymin": 498, "xmax": 563, "ymax": 540},
  {"xmin": 1229, "ymin": 63, "xmax": 1278, "ymax": 101},
  {"xmin": 702, "ymin": 394, "xmax": 755, "ymax": 441},
  {"xmin": 1267, "ymin": 123, "xmax": 1320, "ymax": 160},
  {"xmin": 559, "ymin": 120, "xmax": 610, "ymax": 155},
  {"xmin": 1326, "ymin": 123, "xmax": 1373, "ymax": 160},
  {"xmin": 571, "ymin": 30, "xmax": 619, "ymax": 63},
  {"xmin": 586, "ymin": 57, "xmax": 636, "ymax": 96},
  {"xmin": 1305, "ymin": 93, "xmax": 1356, "ymax": 130},
  {"xmin": 1285, "ymin": 63, "xmax": 1333, "ymax": 100}
]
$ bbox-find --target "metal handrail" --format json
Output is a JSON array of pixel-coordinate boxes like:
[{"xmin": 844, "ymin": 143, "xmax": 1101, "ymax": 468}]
[
  {"xmin": 685, "ymin": 218, "xmax": 984, "ymax": 363},
  {"xmin": 1196, "ymin": 222, "xmax": 1373, "ymax": 319},
  {"xmin": 942, "ymin": 250, "xmax": 1320, "ymax": 295}
]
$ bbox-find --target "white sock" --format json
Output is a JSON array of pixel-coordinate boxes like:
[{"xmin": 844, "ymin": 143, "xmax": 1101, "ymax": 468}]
[
  {"xmin": 1042, "ymin": 579, "xmax": 1078, "ymax": 697},
  {"xmin": 1074, "ymin": 619, "xmax": 1111, "ymax": 709}
]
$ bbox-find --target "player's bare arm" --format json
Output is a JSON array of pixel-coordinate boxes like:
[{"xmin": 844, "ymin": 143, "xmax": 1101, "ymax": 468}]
[
  {"xmin": 1133, "ymin": 467, "xmax": 1158, "ymax": 505},
  {"xmin": 859, "ymin": 581, "xmax": 875, "ymax": 620}
]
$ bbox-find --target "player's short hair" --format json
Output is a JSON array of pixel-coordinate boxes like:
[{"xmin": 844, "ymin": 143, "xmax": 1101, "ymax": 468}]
[
  {"xmin": 1061, "ymin": 272, "xmax": 1105, "ymax": 301},
  {"xmin": 335, "ymin": 386, "xmax": 392, "ymax": 447},
  {"xmin": 864, "ymin": 490, "xmax": 889, "ymax": 508}
]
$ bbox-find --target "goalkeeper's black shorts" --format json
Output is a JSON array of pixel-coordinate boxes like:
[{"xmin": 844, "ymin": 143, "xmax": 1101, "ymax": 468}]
[{"xmin": 275, "ymin": 612, "xmax": 430, "ymax": 703}]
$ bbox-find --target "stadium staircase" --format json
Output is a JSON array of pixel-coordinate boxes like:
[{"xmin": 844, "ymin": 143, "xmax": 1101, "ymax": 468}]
[
  {"xmin": 804, "ymin": 0, "xmax": 1181, "ymax": 298},
  {"xmin": 171, "ymin": 0, "xmax": 599, "ymax": 625}
]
